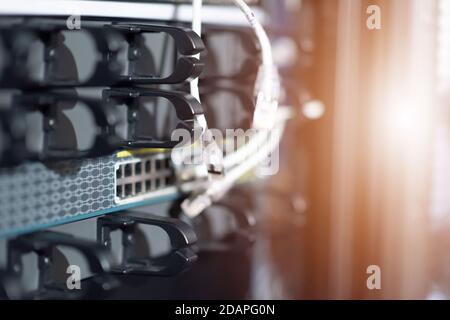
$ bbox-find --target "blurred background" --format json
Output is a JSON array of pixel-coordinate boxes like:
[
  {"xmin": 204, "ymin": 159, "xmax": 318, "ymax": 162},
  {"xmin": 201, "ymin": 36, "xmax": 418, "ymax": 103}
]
[{"xmin": 261, "ymin": 0, "xmax": 450, "ymax": 299}]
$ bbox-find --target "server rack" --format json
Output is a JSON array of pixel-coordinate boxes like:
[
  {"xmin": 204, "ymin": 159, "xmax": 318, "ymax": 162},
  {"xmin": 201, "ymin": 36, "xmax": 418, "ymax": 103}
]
[{"xmin": 0, "ymin": 0, "xmax": 291, "ymax": 299}]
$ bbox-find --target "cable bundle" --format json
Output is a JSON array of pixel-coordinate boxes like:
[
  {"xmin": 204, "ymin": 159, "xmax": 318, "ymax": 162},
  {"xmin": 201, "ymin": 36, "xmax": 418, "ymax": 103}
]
[{"xmin": 178, "ymin": 0, "xmax": 291, "ymax": 217}]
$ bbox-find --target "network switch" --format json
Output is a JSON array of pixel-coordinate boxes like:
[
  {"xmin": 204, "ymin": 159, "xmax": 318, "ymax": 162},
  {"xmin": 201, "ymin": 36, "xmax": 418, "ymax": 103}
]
[{"xmin": 0, "ymin": 151, "xmax": 180, "ymax": 238}]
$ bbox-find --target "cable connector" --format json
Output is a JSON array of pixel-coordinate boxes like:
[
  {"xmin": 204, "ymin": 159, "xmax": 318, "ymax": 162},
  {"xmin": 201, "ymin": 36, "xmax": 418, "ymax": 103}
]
[
  {"xmin": 252, "ymin": 65, "xmax": 280, "ymax": 130},
  {"xmin": 181, "ymin": 192, "xmax": 213, "ymax": 218},
  {"xmin": 181, "ymin": 177, "xmax": 230, "ymax": 218},
  {"xmin": 201, "ymin": 129, "xmax": 224, "ymax": 175}
]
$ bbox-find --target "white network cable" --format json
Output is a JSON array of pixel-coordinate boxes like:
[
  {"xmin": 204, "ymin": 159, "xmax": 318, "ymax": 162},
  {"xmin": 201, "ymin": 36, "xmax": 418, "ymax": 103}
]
[
  {"xmin": 191, "ymin": 0, "xmax": 202, "ymax": 103},
  {"xmin": 189, "ymin": 0, "xmax": 224, "ymax": 175},
  {"xmin": 190, "ymin": 0, "xmax": 206, "ymax": 130},
  {"xmin": 180, "ymin": 0, "xmax": 286, "ymax": 218},
  {"xmin": 181, "ymin": 107, "xmax": 291, "ymax": 217},
  {"xmin": 232, "ymin": 0, "xmax": 280, "ymax": 131}
]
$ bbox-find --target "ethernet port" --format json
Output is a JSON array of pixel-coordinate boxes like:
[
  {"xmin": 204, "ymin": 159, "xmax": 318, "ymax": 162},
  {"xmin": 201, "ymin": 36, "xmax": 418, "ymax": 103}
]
[
  {"xmin": 145, "ymin": 160, "xmax": 152, "ymax": 173},
  {"xmin": 145, "ymin": 180, "xmax": 152, "ymax": 191},
  {"xmin": 125, "ymin": 184, "xmax": 133, "ymax": 197},
  {"xmin": 116, "ymin": 185, "xmax": 123, "ymax": 197},
  {"xmin": 135, "ymin": 182, "xmax": 142, "ymax": 194},
  {"xmin": 124, "ymin": 164, "xmax": 132, "ymax": 177},
  {"xmin": 156, "ymin": 159, "xmax": 162, "ymax": 170},
  {"xmin": 116, "ymin": 167, "xmax": 122, "ymax": 179},
  {"xmin": 135, "ymin": 162, "xmax": 142, "ymax": 175}
]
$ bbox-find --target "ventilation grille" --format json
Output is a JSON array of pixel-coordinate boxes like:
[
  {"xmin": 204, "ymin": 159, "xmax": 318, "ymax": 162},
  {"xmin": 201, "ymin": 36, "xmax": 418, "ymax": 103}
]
[{"xmin": 115, "ymin": 153, "xmax": 175, "ymax": 204}]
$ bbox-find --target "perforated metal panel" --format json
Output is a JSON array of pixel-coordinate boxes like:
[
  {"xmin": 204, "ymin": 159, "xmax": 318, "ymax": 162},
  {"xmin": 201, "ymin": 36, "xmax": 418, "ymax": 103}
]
[
  {"xmin": 0, "ymin": 152, "xmax": 175, "ymax": 237},
  {"xmin": 0, "ymin": 156, "xmax": 114, "ymax": 231}
]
